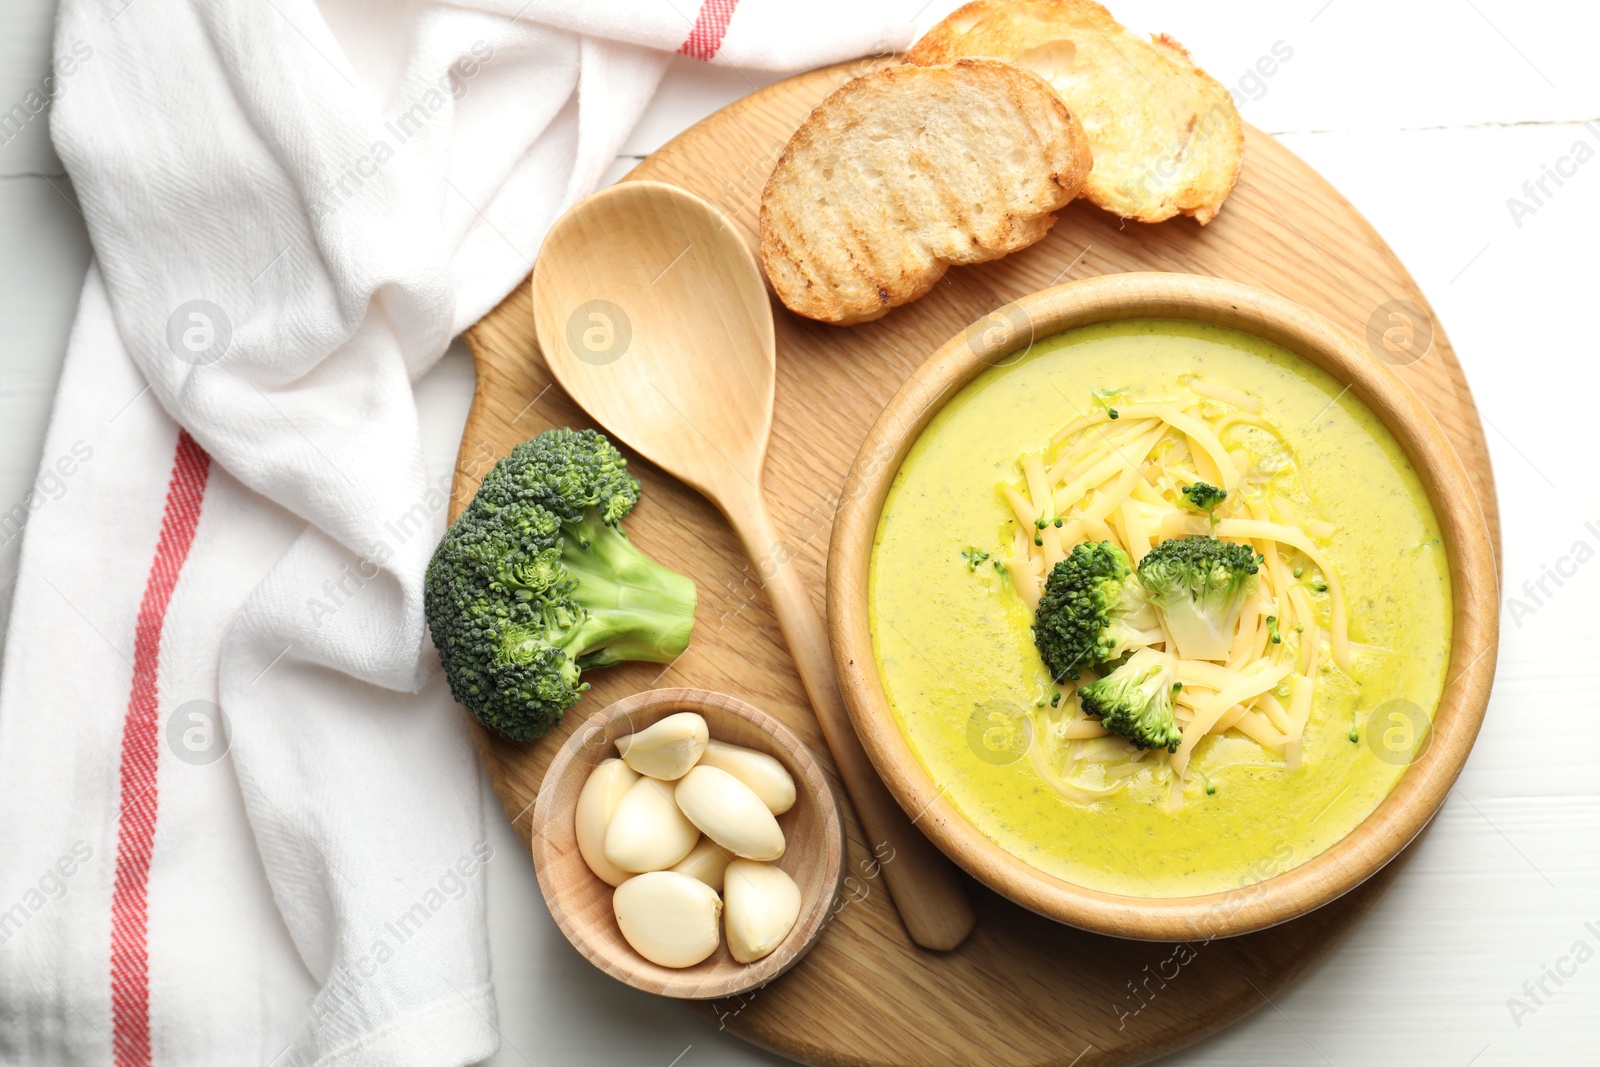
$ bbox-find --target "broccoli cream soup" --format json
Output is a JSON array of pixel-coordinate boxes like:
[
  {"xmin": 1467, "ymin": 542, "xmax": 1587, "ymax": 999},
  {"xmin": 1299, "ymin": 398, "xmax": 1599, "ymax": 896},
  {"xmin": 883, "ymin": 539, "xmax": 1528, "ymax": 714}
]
[{"xmin": 869, "ymin": 320, "xmax": 1451, "ymax": 897}]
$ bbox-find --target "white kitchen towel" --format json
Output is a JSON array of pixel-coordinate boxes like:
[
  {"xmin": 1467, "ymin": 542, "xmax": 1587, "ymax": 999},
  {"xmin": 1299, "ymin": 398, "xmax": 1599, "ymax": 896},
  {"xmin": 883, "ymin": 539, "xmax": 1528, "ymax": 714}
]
[{"xmin": 0, "ymin": 2, "xmax": 914, "ymax": 1065}]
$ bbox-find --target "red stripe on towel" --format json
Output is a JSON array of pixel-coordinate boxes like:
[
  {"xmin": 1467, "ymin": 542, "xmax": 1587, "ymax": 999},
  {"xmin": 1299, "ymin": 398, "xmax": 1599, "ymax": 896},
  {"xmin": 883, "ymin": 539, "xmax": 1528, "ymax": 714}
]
[
  {"xmin": 677, "ymin": 0, "xmax": 740, "ymax": 61},
  {"xmin": 110, "ymin": 429, "xmax": 211, "ymax": 1067}
]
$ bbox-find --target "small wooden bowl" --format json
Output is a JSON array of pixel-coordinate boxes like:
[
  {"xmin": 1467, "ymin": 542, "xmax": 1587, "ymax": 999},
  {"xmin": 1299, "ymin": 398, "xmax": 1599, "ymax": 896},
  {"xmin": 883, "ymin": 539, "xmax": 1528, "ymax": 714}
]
[
  {"xmin": 530, "ymin": 687, "xmax": 845, "ymax": 999},
  {"xmin": 827, "ymin": 272, "xmax": 1499, "ymax": 942}
]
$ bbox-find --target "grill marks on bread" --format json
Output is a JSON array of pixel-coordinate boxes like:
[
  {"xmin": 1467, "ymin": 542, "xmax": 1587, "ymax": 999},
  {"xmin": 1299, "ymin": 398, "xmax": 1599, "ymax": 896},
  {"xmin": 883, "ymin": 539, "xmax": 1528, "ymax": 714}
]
[{"xmin": 759, "ymin": 60, "xmax": 1093, "ymax": 326}]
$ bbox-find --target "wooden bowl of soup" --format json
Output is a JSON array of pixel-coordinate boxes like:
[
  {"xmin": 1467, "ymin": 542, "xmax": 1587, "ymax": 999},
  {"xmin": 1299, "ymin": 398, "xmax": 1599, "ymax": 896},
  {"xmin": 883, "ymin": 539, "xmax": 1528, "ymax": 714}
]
[{"xmin": 827, "ymin": 272, "xmax": 1497, "ymax": 941}]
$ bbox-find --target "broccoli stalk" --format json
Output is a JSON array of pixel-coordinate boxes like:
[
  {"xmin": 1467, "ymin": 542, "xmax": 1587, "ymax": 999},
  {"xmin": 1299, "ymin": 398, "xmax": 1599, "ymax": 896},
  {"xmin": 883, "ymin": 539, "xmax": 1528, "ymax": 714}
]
[
  {"xmin": 556, "ymin": 510, "xmax": 696, "ymax": 666},
  {"xmin": 425, "ymin": 428, "xmax": 697, "ymax": 740},
  {"xmin": 1136, "ymin": 535, "xmax": 1261, "ymax": 661},
  {"xmin": 1033, "ymin": 541, "xmax": 1159, "ymax": 681},
  {"xmin": 1078, "ymin": 650, "xmax": 1182, "ymax": 752}
]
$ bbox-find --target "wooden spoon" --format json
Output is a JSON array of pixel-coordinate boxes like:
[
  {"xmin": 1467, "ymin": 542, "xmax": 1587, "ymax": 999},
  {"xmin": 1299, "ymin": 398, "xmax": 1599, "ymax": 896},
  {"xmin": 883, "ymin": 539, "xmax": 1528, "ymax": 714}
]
[{"xmin": 531, "ymin": 180, "xmax": 975, "ymax": 951}]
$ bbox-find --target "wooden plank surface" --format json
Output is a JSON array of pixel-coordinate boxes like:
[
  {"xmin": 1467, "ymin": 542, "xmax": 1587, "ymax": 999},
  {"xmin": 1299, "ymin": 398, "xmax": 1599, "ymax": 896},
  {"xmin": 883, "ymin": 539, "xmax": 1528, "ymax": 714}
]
[{"xmin": 458, "ymin": 60, "xmax": 1499, "ymax": 1067}]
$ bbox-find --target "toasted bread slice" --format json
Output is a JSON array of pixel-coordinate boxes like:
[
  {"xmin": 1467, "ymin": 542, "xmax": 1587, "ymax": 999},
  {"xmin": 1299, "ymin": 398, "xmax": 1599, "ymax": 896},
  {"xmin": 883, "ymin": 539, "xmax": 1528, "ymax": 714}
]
[
  {"xmin": 908, "ymin": 0, "xmax": 1243, "ymax": 225},
  {"xmin": 759, "ymin": 59, "xmax": 1092, "ymax": 326}
]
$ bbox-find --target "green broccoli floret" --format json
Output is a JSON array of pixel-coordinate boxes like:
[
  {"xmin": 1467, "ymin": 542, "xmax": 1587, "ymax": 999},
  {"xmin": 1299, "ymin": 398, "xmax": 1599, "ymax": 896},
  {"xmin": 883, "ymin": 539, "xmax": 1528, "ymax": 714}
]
[
  {"xmin": 1180, "ymin": 481, "xmax": 1228, "ymax": 528},
  {"xmin": 424, "ymin": 429, "xmax": 697, "ymax": 740},
  {"xmin": 1181, "ymin": 481, "xmax": 1227, "ymax": 512},
  {"xmin": 961, "ymin": 547, "xmax": 990, "ymax": 571},
  {"xmin": 1033, "ymin": 541, "xmax": 1158, "ymax": 681},
  {"xmin": 1136, "ymin": 535, "xmax": 1261, "ymax": 661},
  {"xmin": 1078, "ymin": 650, "xmax": 1182, "ymax": 752}
]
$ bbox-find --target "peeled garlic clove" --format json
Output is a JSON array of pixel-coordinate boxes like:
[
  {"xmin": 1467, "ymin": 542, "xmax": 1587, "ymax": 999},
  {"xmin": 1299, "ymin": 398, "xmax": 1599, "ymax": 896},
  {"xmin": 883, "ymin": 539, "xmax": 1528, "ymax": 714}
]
[
  {"xmin": 697, "ymin": 739, "xmax": 796, "ymax": 815},
  {"xmin": 575, "ymin": 758, "xmax": 640, "ymax": 886},
  {"xmin": 615, "ymin": 712, "xmax": 709, "ymax": 781},
  {"xmin": 613, "ymin": 871, "xmax": 723, "ymax": 968},
  {"xmin": 673, "ymin": 765, "xmax": 785, "ymax": 861},
  {"xmin": 670, "ymin": 838, "xmax": 733, "ymax": 893},
  {"xmin": 604, "ymin": 777, "xmax": 699, "ymax": 873},
  {"xmin": 723, "ymin": 860, "xmax": 802, "ymax": 964}
]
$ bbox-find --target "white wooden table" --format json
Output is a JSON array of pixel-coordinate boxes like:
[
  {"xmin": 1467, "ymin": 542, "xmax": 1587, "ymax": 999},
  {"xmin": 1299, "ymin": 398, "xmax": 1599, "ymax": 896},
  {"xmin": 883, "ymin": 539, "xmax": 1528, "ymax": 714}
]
[{"xmin": 2, "ymin": 2, "xmax": 1595, "ymax": 1064}]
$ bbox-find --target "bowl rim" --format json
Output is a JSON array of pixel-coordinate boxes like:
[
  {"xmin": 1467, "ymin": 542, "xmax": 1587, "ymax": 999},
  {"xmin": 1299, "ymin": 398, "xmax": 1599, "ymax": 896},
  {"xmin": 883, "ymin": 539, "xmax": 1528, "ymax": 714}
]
[
  {"xmin": 825, "ymin": 271, "xmax": 1499, "ymax": 941},
  {"xmin": 530, "ymin": 686, "xmax": 847, "ymax": 998}
]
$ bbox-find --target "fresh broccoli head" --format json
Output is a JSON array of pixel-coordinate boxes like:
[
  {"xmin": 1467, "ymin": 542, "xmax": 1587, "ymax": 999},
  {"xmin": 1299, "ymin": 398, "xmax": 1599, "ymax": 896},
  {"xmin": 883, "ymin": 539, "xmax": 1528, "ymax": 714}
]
[
  {"xmin": 1078, "ymin": 649, "xmax": 1182, "ymax": 752},
  {"xmin": 1136, "ymin": 535, "xmax": 1261, "ymax": 661},
  {"xmin": 424, "ymin": 428, "xmax": 697, "ymax": 741},
  {"xmin": 1033, "ymin": 541, "xmax": 1159, "ymax": 681}
]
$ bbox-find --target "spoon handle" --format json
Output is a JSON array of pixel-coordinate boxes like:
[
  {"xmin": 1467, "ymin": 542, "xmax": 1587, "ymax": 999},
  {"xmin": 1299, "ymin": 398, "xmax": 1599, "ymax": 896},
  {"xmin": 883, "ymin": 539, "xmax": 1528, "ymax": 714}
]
[{"xmin": 727, "ymin": 494, "xmax": 975, "ymax": 951}]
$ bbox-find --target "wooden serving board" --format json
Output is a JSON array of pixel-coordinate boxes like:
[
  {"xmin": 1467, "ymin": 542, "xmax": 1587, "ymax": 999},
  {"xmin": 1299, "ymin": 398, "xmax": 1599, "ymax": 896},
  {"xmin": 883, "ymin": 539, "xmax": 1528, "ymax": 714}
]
[{"xmin": 457, "ymin": 60, "xmax": 1499, "ymax": 1067}]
